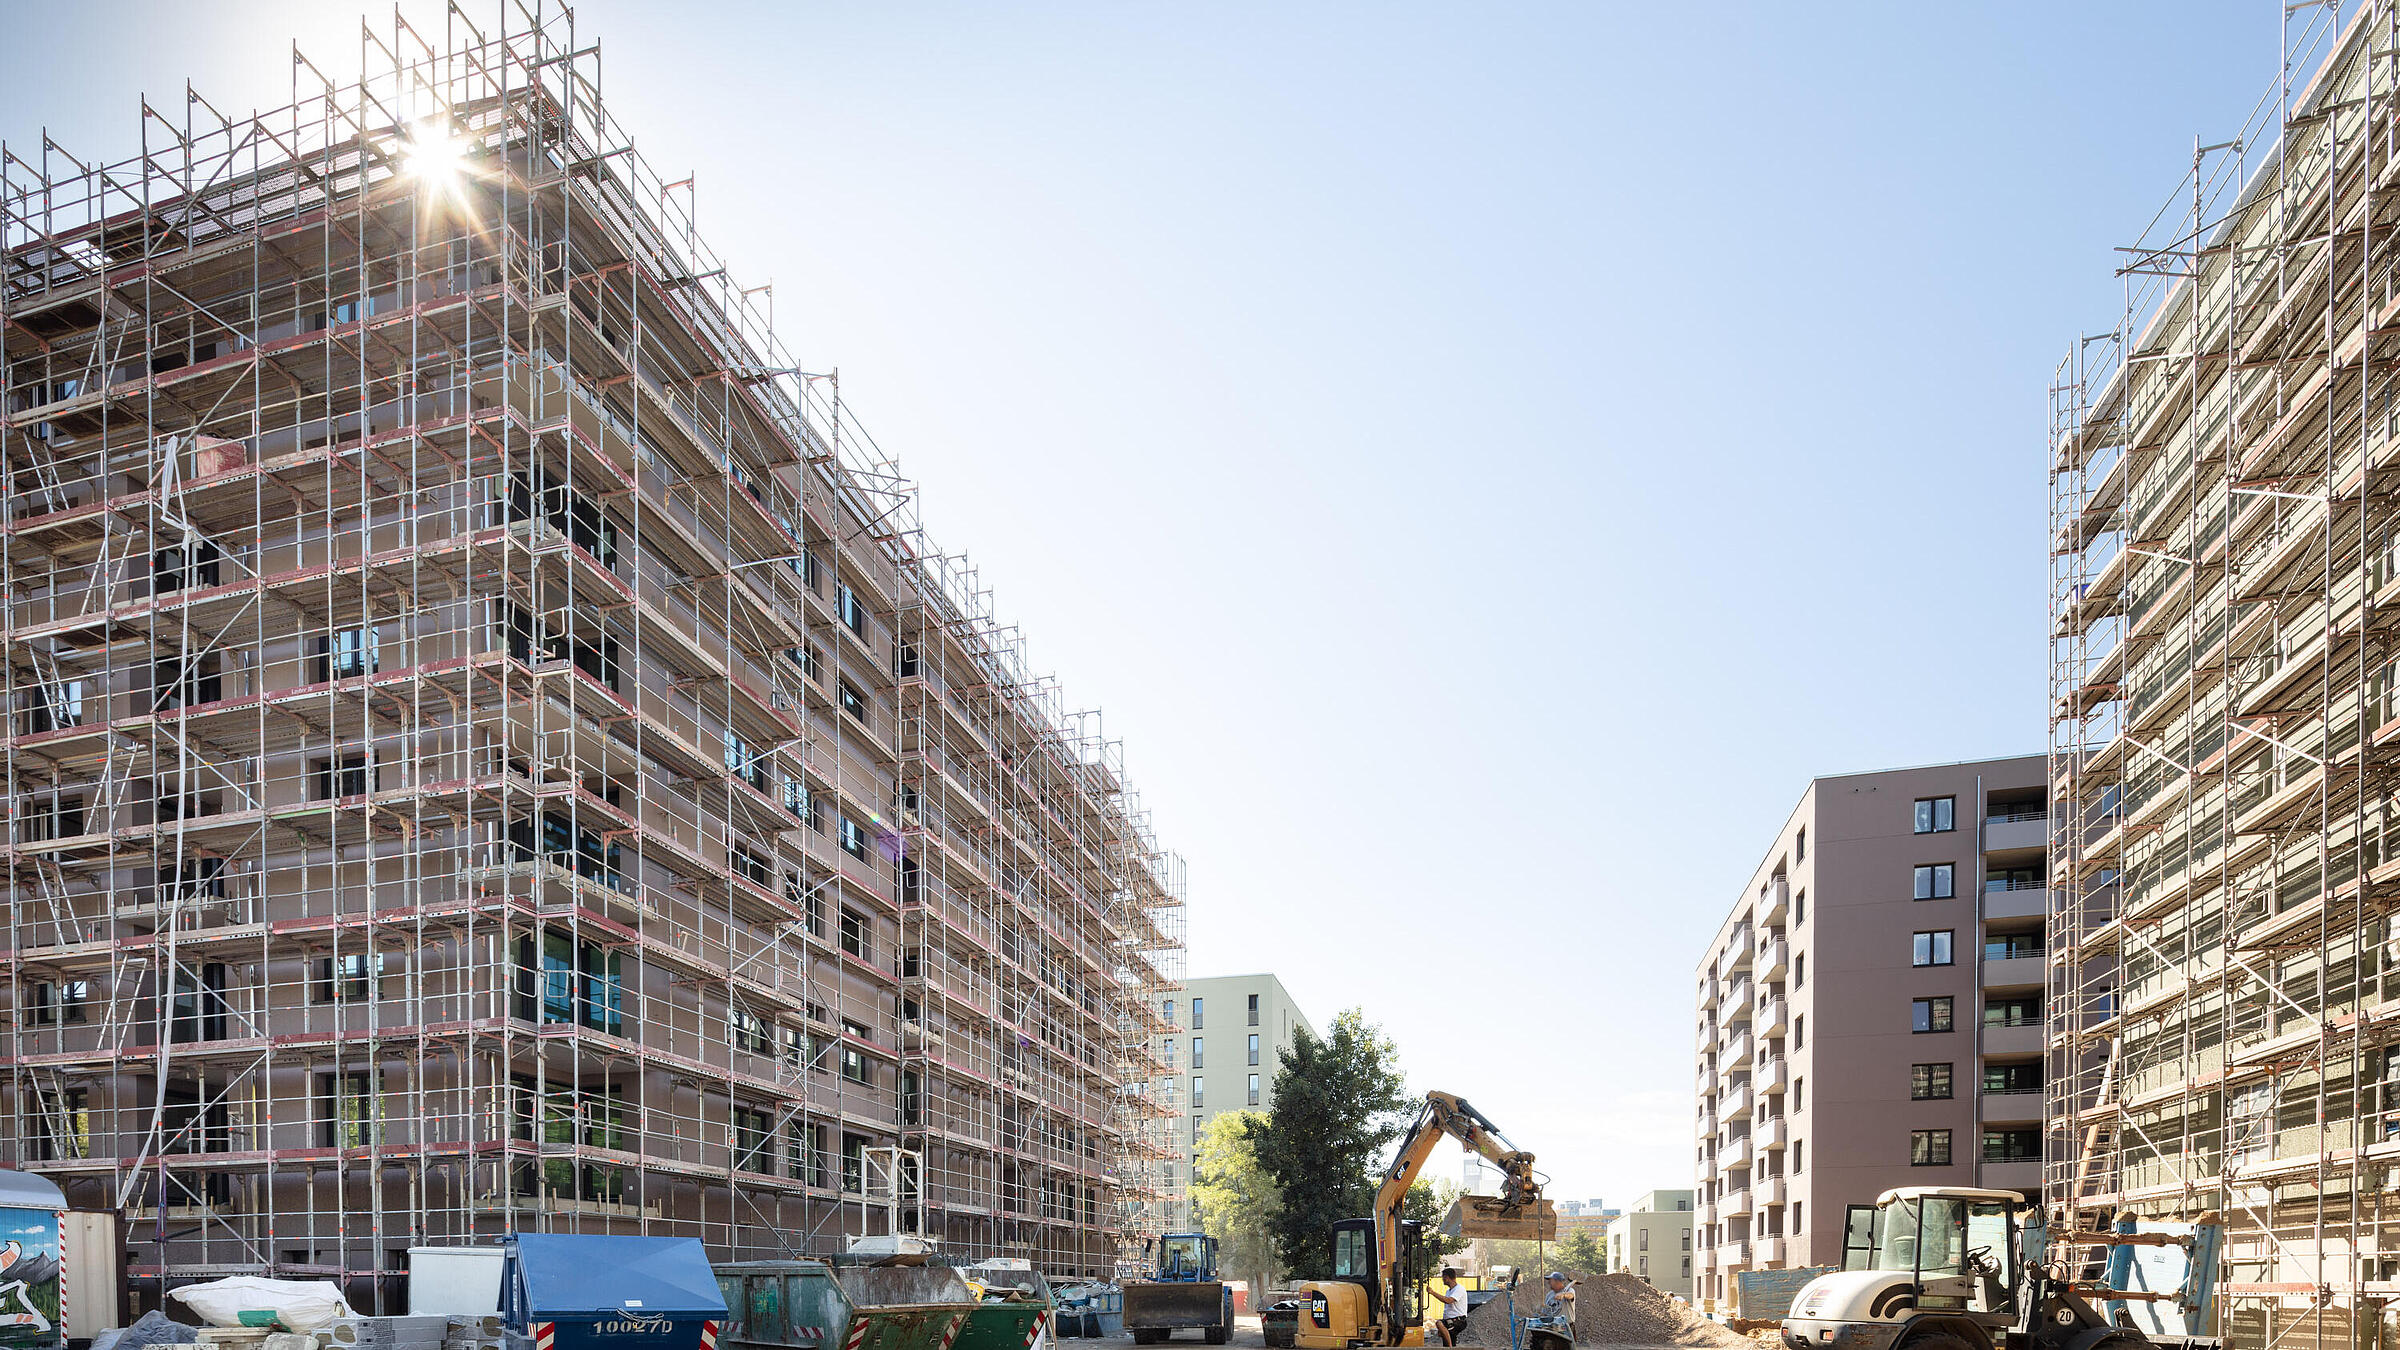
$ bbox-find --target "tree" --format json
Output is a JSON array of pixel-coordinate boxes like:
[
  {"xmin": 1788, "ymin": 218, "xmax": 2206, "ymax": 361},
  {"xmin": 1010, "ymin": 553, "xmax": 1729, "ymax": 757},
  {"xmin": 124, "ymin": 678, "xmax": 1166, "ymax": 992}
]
[
  {"xmin": 1556, "ymin": 1230, "xmax": 1606, "ymax": 1274},
  {"xmin": 1402, "ymin": 1180, "xmax": 1470, "ymax": 1264},
  {"xmin": 1249, "ymin": 1008, "xmax": 1412, "ymax": 1278},
  {"xmin": 1193, "ymin": 1110, "xmax": 1283, "ymax": 1296}
]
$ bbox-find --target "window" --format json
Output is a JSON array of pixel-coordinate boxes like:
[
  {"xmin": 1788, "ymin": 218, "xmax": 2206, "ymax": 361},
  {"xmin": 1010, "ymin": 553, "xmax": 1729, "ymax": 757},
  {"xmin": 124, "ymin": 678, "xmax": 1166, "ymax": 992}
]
[
  {"xmin": 1914, "ymin": 797, "xmax": 1956, "ymax": 834},
  {"xmin": 154, "ymin": 651, "xmax": 221, "ymax": 709},
  {"xmin": 1795, "ymin": 952, "xmax": 1806, "ymax": 988},
  {"xmin": 841, "ymin": 909, "xmax": 871, "ymax": 963},
  {"xmin": 1192, "ymin": 997, "xmax": 1204, "ymax": 1029},
  {"xmin": 786, "ymin": 644, "xmax": 825, "ymax": 686},
  {"xmin": 1640, "ymin": 1230, "xmax": 1649, "ymax": 1252},
  {"xmin": 313, "ymin": 754, "xmax": 369, "ymax": 800},
  {"xmin": 783, "ymin": 1023, "xmax": 820, "ymax": 1072},
  {"xmin": 1913, "ymin": 996, "xmax": 1954, "ymax": 1033},
  {"xmin": 1910, "ymin": 1128, "xmax": 1952, "ymax": 1166},
  {"xmin": 1163, "ymin": 997, "xmax": 1176, "ymax": 1025},
  {"xmin": 839, "ymin": 815, "xmax": 868, "ymax": 860},
  {"xmin": 1682, "ymin": 1228, "xmax": 1691, "ymax": 1248},
  {"xmin": 314, "ymin": 953, "xmax": 382, "ymax": 1003},
  {"xmin": 723, "ymin": 730, "xmax": 768, "ymax": 793},
  {"xmin": 841, "ymin": 1027, "xmax": 873, "ymax": 1087},
  {"xmin": 1248, "ymin": 1033, "xmax": 1261, "ymax": 1066},
  {"xmin": 26, "ymin": 980, "xmax": 88, "ymax": 1026},
  {"xmin": 1913, "ymin": 864, "xmax": 1955, "ymax": 899},
  {"xmin": 1984, "ymin": 932, "xmax": 2042, "ymax": 961},
  {"xmin": 839, "ymin": 584, "xmax": 868, "ymax": 637},
  {"xmin": 27, "ymin": 1088, "xmax": 89, "ymax": 1161},
  {"xmin": 320, "ymin": 1070, "xmax": 381, "ymax": 1147},
  {"xmin": 791, "ymin": 1120, "xmax": 830, "ymax": 1187},
  {"xmin": 1796, "ymin": 826, "xmax": 1806, "ymax": 862},
  {"xmin": 1639, "ymin": 1257, "xmax": 1648, "ymax": 1277},
  {"xmin": 1911, "ymin": 1063, "xmax": 1954, "ymax": 1100},
  {"xmin": 1985, "ymin": 1062, "xmax": 2042, "ymax": 1094},
  {"xmin": 1982, "ymin": 1128, "xmax": 2039, "ymax": 1163},
  {"xmin": 1792, "ymin": 1141, "xmax": 1803, "ymax": 1172},
  {"xmin": 317, "ymin": 626, "xmax": 379, "ymax": 682},
  {"xmin": 784, "ymin": 776, "xmax": 822, "ymax": 829},
  {"xmin": 1192, "ymin": 1037, "xmax": 1204, "ymax": 1068},
  {"xmin": 19, "ymin": 795, "xmax": 85, "ymax": 844},
  {"xmin": 1247, "ymin": 1074, "xmax": 1260, "ymax": 1106},
  {"xmin": 1985, "ymin": 994, "xmax": 2042, "ymax": 1028},
  {"xmin": 731, "ymin": 843, "xmax": 772, "ymax": 887},
  {"xmin": 21, "ymin": 679, "xmax": 85, "ymax": 734},
  {"xmin": 1793, "ymin": 1076, "xmax": 1803, "ymax": 1110},
  {"xmin": 1792, "ymin": 1201, "xmax": 1801, "ymax": 1232},
  {"xmin": 1912, "ymin": 930, "xmax": 1954, "ymax": 967},
  {"xmin": 732, "ymin": 1008, "xmax": 773, "ymax": 1054},
  {"xmin": 733, "ymin": 1105, "xmax": 773, "ymax": 1172},
  {"xmin": 1192, "ymin": 1076, "xmax": 1205, "ymax": 1109},
  {"xmin": 153, "ymin": 539, "xmax": 223, "ymax": 591},
  {"xmin": 1247, "ymin": 993, "xmax": 1260, "ymax": 1026},
  {"xmin": 839, "ymin": 678, "xmax": 868, "ymax": 725},
  {"xmin": 1164, "ymin": 1039, "xmax": 1177, "ymax": 1069},
  {"xmin": 798, "ymin": 548, "xmax": 823, "ymax": 594},
  {"xmin": 1794, "ymin": 889, "xmax": 1806, "ymax": 925},
  {"xmin": 514, "ymin": 929, "xmax": 627, "ymax": 1034},
  {"xmin": 1793, "ymin": 1014, "xmax": 1805, "ymax": 1051}
]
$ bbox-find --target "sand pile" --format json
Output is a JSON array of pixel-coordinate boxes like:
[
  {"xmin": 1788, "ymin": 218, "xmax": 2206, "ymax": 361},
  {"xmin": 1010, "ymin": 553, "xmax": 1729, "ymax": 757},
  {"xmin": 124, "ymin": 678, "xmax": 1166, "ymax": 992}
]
[{"xmin": 1454, "ymin": 1272, "xmax": 1748, "ymax": 1348}]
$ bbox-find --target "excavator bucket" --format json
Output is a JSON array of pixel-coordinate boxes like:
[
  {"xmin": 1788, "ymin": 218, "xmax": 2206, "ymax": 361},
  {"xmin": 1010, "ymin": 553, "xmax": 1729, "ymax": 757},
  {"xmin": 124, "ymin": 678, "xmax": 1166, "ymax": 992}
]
[{"xmin": 1438, "ymin": 1194, "xmax": 1557, "ymax": 1241}]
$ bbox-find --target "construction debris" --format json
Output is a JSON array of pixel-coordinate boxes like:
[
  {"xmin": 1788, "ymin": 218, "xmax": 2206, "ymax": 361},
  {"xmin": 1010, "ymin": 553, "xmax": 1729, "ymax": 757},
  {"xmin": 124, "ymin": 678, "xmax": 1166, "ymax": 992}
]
[{"xmin": 1454, "ymin": 1273, "xmax": 1748, "ymax": 1349}]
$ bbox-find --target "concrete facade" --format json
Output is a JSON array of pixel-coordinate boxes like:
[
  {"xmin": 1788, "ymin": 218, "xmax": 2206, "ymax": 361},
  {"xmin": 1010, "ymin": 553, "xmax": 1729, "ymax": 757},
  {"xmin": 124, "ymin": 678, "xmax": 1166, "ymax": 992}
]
[
  {"xmin": 1693, "ymin": 757, "xmax": 2047, "ymax": 1306},
  {"xmin": 1165, "ymin": 972, "xmax": 1315, "ymax": 1228},
  {"xmin": 1605, "ymin": 1189, "xmax": 1695, "ymax": 1295}
]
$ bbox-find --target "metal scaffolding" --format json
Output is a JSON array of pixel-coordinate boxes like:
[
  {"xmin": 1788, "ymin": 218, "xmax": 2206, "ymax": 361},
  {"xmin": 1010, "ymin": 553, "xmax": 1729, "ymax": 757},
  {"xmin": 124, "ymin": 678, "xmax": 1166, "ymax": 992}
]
[
  {"xmin": 2048, "ymin": 3, "xmax": 2400, "ymax": 1345},
  {"xmin": 0, "ymin": 0, "xmax": 1183, "ymax": 1317}
]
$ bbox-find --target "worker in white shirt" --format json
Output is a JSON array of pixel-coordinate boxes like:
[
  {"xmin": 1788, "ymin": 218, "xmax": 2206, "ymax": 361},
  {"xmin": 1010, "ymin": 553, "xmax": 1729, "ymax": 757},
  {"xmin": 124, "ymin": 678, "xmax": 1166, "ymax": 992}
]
[{"xmin": 1433, "ymin": 1268, "xmax": 1469, "ymax": 1346}]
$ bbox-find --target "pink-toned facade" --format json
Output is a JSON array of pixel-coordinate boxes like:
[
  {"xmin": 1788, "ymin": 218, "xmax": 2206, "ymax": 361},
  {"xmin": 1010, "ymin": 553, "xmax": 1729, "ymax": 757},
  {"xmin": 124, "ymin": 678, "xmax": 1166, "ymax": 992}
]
[{"xmin": 1693, "ymin": 756, "xmax": 2047, "ymax": 1307}]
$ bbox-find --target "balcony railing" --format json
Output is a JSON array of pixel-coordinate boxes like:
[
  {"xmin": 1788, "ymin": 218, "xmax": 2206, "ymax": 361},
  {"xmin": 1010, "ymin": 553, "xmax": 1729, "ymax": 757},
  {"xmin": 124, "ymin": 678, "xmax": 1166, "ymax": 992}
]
[
  {"xmin": 1985, "ymin": 876, "xmax": 2048, "ymax": 893},
  {"xmin": 1987, "ymin": 805, "xmax": 2049, "ymax": 824}
]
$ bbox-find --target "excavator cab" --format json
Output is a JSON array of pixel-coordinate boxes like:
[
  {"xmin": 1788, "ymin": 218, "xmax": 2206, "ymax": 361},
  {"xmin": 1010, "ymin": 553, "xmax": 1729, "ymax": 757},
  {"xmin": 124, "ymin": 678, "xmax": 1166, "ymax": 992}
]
[{"xmin": 1307, "ymin": 1219, "xmax": 1427, "ymax": 1348}]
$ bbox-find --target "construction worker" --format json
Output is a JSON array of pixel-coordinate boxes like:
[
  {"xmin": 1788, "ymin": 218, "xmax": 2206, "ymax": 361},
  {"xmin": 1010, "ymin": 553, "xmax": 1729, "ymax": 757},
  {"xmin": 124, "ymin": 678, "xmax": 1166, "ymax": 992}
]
[
  {"xmin": 1433, "ymin": 1268, "xmax": 1469, "ymax": 1346},
  {"xmin": 1527, "ymin": 1272, "xmax": 1575, "ymax": 1350}
]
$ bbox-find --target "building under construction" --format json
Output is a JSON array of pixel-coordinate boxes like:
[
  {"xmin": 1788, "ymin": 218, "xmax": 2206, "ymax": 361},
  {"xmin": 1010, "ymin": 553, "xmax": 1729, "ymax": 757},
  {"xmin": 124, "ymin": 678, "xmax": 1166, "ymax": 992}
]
[
  {"xmin": 2048, "ymin": 3, "xmax": 2400, "ymax": 1343},
  {"xmin": 0, "ymin": 1, "xmax": 1184, "ymax": 1315}
]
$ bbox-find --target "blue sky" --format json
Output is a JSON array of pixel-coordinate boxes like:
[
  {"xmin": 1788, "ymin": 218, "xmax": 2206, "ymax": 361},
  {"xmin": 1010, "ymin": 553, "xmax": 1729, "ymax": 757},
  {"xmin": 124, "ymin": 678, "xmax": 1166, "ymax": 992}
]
[{"xmin": 0, "ymin": 2, "xmax": 2293, "ymax": 1209}]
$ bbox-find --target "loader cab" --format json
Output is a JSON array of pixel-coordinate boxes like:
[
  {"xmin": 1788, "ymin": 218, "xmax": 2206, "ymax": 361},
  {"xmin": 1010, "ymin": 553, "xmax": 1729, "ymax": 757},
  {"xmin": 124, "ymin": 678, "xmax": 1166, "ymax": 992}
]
[
  {"xmin": 1839, "ymin": 1187, "xmax": 2021, "ymax": 1317},
  {"xmin": 1160, "ymin": 1232, "xmax": 1216, "ymax": 1282}
]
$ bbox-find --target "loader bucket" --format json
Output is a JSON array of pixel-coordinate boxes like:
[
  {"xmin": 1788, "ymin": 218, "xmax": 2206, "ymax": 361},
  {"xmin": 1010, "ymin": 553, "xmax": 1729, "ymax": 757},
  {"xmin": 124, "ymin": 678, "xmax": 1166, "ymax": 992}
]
[{"xmin": 1438, "ymin": 1194, "xmax": 1557, "ymax": 1241}]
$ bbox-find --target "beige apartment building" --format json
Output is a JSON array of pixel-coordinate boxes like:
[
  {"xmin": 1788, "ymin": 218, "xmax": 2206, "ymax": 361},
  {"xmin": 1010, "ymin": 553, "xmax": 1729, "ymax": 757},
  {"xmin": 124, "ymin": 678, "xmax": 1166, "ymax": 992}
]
[
  {"xmin": 1693, "ymin": 757, "xmax": 2047, "ymax": 1307},
  {"xmin": 0, "ymin": 9, "xmax": 1185, "ymax": 1312},
  {"xmin": 1606, "ymin": 1189, "xmax": 1694, "ymax": 1296},
  {"xmin": 1164, "ymin": 973, "xmax": 1314, "ymax": 1228}
]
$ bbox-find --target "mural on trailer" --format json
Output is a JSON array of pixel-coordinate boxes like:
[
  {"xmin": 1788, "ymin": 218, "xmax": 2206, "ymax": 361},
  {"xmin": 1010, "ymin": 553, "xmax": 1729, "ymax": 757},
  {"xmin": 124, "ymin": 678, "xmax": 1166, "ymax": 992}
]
[{"xmin": 0, "ymin": 1211, "xmax": 60, "ymax": 1344}]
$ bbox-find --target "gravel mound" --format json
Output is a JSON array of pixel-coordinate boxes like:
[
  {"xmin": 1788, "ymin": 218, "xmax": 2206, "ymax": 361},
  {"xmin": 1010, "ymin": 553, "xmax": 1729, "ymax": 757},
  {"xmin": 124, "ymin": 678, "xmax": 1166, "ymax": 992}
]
[{"xmin": 1454, "ymin": 1272, "xmax": 1746, "ymax": 1348}]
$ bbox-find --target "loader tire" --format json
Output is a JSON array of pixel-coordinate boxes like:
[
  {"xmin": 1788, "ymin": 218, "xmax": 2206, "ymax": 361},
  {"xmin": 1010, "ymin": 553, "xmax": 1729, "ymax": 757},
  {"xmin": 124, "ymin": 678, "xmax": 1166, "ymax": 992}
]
[{"xmin": 1206, "ymin": 1325, "xmax": 1229, "ymax": 1346}]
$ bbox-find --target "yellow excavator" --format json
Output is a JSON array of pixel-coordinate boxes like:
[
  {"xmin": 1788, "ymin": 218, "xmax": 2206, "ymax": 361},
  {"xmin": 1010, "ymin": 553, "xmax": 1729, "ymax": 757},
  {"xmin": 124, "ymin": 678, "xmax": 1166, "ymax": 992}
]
[{"xmin": 1294, "ymin": 1091, "xmax": 1557, "ymax": 1349}]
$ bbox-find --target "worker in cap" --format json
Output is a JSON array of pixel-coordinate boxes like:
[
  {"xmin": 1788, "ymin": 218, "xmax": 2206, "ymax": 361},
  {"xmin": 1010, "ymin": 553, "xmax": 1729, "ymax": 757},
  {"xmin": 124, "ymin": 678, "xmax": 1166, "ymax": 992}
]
[{"xmin": 1530, "ymin": 1272, "xmax": 1575, "ymax": 1349}]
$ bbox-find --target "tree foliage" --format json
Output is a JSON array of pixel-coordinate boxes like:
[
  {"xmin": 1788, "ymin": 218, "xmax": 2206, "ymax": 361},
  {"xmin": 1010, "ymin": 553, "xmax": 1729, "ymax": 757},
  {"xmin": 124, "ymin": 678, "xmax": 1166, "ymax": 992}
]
[
  {"xmin": 1249, "ymin": 1008, "xmax": 1412, "ymax": 1278},
  {"xmin": 1556, "ymin": 1230, "xmax": 1606, "ymax": 1274},
  {"xmin": 1193, "ymin": 1110, "xmax": 1283, "ymax": 1286},
  {"xmin": 1402, "ymin": 1180, "xmax": 1470, "ymax": 1263}
]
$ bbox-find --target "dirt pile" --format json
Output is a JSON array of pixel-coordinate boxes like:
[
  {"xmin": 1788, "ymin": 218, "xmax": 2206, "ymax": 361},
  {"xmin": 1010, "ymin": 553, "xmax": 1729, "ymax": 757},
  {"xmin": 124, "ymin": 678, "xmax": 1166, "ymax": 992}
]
[{"xmin": 1454, "ymin": 1272, "xmax": 1748, "ymax": 1348}]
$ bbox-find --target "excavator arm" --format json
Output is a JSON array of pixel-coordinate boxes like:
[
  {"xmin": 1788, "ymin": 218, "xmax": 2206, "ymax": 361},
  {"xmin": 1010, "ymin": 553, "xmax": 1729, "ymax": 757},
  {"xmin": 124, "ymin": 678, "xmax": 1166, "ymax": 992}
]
[{"xmin": 1368, "ymin": 1092, "xmax": 1555, "ymax": 1342}]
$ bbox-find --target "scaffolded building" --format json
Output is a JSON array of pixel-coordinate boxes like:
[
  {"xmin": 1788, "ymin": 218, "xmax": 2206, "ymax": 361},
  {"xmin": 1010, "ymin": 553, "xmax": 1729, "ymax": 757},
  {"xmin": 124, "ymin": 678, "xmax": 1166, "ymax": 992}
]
[
  {"xmin": 2048, "ymin": 3, "xmax": 2400, "ymax": 1343},
  {"xmin": 0, "ymin": 1, "xmax": 1185, "ymax": 1315}
]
